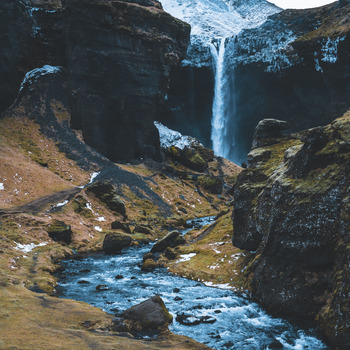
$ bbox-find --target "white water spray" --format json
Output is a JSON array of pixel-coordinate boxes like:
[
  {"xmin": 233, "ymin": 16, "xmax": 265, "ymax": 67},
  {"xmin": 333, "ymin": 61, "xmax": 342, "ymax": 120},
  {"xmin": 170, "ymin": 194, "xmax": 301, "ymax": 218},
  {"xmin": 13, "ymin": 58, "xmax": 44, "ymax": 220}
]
[{"xmin": 210, "ymin": 37, "xmax": 230, "ymax": 158}]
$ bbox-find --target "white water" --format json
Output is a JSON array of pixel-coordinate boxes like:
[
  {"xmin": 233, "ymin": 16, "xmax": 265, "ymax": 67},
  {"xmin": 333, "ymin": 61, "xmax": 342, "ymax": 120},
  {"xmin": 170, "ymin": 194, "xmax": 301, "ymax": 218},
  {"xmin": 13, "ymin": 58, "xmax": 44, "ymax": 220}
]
[
  {"xmin": 160, "ymin": 0, "xmax": 281, "ymax": 162},
  {"xmin": 210, "ymin": 38, "xmax": 230, "ymax": 158}
]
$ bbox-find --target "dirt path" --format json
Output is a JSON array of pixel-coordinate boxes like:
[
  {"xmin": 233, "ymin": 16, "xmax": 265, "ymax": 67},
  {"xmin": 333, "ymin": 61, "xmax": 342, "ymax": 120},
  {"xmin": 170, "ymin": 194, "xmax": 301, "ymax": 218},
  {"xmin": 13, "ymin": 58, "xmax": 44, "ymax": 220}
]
[{"xmin": 0, "ymin": 187, "xmax": 81, "ymax": 215}]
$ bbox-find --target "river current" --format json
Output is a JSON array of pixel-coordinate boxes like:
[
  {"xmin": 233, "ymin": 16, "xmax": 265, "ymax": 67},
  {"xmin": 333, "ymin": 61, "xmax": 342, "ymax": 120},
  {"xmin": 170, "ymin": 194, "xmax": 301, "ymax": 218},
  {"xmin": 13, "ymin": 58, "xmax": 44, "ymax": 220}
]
[{"xmin": 56, "ymin": 217, "xmax": 328, "ymax": 350}]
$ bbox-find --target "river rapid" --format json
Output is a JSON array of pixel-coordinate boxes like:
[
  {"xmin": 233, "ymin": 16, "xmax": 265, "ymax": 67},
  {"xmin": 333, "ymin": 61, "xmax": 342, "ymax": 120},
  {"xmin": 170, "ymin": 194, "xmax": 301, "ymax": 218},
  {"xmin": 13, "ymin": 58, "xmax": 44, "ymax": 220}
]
[{"xmin": 56, "ymin": 217, "xmax": 328, "ymax": 350}]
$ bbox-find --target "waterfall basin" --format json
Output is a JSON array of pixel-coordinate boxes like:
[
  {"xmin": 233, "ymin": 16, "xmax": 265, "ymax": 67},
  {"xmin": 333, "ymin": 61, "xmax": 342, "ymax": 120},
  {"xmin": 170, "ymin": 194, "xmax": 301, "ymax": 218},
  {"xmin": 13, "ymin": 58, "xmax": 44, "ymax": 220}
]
[{"xmin": 56, "ymin": 218, "xmax": 328, "ymax": 350}]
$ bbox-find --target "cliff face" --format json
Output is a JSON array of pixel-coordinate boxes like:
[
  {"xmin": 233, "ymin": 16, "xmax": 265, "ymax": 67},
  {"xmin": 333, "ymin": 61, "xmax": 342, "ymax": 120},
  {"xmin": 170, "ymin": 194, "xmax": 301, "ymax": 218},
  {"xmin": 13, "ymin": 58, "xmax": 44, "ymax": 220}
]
[
  {"xmin": 160, "ymin": 1, "xmax": 350, "ymax": 163},
  {"xmin": 232, "ymin": 112, "xmax": 350, "ymax": 349},
  {"xmin": 0, "ymin": 0, "xmax": 190, "ymax": 162}
]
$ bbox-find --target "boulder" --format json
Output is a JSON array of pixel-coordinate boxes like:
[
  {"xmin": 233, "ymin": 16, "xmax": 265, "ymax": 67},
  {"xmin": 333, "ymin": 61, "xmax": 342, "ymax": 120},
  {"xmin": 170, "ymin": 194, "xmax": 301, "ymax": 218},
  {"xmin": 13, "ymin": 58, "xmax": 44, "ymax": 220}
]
[
  {"xmin": 46, "ymin": 220, "xmax": 72, "ymax": 244},
  {"xmin": 86, "ymin": 181, "xmax": 126, "ymax": 218},
  {"xmin": 102, "ymin": 233, "xmax": 132, "ymax": 254},
  {"xmin": 151, "ymin": 231, "xmax": 186, "ymax": 253},
  {"xmin": 111, "ymin": 221, "xmax": 131, "ymax": 234},
  {"xmin": 164, "ymin": 247, "xmax": 177, "ymax": 260},
  {"xmin": 141, "ymin": 259, "xmax": 157, "ymax": 272},
  {"xmin": 121, "ymin": 295, "xmax": 173, "ymax": 332},
  {"xmin": 133, "ymin": 225, "xmax": 152, "ymax": 235},
  {"xmin": 252, "ymin": 119, "xmax": 289, "ymax": 149}
]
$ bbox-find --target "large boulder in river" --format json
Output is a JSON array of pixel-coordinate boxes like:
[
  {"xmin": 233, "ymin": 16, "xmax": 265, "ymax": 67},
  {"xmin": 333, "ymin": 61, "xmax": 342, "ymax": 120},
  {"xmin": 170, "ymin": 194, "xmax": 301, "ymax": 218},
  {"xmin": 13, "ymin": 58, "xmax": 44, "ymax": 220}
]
[
  {"xmin": 122, "ymin": 295, "xmax": 173, "ymax": 332},
  {"xmin": 151, "ymin": 231, "xmax": 186, "ymax": 253},
  {"xmin": 102, "ymin": 233, "xmax": 132, "ymax": 253}
]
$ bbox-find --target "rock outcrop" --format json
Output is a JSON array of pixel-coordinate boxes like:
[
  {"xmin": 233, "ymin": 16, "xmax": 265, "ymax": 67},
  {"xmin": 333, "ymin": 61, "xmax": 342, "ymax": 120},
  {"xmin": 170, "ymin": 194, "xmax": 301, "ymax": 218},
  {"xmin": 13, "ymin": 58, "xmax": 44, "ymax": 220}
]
[
  {"xmin": 232, "ymin": 111, "xmax": 350, "ymax": 349},
  {"xmin": 0, "ymin": 0, "xmax": 190, "ymax": 163},
  {"xmin": 160, "ymin": 1, "xmax": 350, "ymax": 164}
]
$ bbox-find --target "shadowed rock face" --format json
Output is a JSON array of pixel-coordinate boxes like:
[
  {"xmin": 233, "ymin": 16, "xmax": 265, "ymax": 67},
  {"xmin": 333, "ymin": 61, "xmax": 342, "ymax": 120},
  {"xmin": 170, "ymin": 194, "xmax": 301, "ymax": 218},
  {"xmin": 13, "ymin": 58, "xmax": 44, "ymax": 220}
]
[
  {"xmin": 0, "ymin": 0, "xmax": 190, "ymax": 163},
  {"xmin": 232, "ymin": 112, "xmax": 350, "ymax": 349},
  {"xmin": 160, "ymin": 1, "xmax": 350, "ymax": 163}
]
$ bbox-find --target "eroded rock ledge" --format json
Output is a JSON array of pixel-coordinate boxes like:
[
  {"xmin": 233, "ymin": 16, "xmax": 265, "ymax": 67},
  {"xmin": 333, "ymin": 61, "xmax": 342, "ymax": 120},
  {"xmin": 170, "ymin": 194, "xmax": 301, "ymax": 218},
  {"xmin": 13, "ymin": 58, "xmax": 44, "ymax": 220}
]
[{"xmin": 232, "ymin": 112, "xmax": 350, "ymax": 349}]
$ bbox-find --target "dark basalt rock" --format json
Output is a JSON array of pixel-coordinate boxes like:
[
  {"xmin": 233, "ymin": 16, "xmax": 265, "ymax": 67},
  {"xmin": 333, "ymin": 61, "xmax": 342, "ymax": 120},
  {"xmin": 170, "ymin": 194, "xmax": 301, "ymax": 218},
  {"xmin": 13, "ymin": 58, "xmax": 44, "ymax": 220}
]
[
  {"xmin": 150, "ymin": 230, "xmax": 186, "ymax": 253},
  {"xmin": 133, "ymin": 225, "xmax": 152, "ymax": 235},
  {"xmin": 119, "ymin": 295, "xmax": 173, "ymax": 333},
  {"xmin": 111, "ymin": 221, "xmax": 131, "ymax": 234},
  {"xmin": 176, "ymin": 313, "xmax": 216, "ymax": 326},
  {"xmin": 86, "ymin": 181, "xmax": 126, "ymax": 218},
  {"xmin": 0, "ymin": 0, "xmax": 190, "ymax": 163},
  {"xmin": 252, "ymin": 118, "xmax": 289, "ymax": 149},
  {"xmin": 96, "ymin": 284, "xmax": 109, "ymax": 291},
  {"xmin": 46, "ymin": 220, "xmax": 72, "ymax": 244},
  {"xmin": 102, "ymin": 233, "xmax": 132, "ymax": 253},
  {"xmin": 232, "ymin": 113, "xmax": 350, "ymax": 349}
]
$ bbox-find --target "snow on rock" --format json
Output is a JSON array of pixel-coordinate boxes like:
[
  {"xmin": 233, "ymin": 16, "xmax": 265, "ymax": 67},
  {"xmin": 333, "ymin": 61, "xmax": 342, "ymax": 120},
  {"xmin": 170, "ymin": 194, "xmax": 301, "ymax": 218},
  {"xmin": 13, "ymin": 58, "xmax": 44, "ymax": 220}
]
[
  {"xmin": 14, "ymin": 241, "xmax": 47, "ymax": 253},
  {"xmin": 321, "ymin": 36, "xmax": 346, "ymax": 64},
  {"xmin": 19, "ymin": 65, "xmax": 62, "ymax": 93},
  {"xmin": 154, "ymin": 121, "xmax": 201, "ymax": 150},
  {"xmin": 96, "ymin": 217, "xmax": 106, "ymax": 222},
  {"xmin": 160, "ymin": 0, "xmax": 281, "ymax": 67},
  {"xmin": 177, "ymin": 252, "xmax": 196, "ymax": 263},
  {"xmin": 94, "ymin": 226, "xmax": 103, "ymax": 232},
  {"xmin": 0, "ymin": 183, "xmax": 4, "ymax": 191}
]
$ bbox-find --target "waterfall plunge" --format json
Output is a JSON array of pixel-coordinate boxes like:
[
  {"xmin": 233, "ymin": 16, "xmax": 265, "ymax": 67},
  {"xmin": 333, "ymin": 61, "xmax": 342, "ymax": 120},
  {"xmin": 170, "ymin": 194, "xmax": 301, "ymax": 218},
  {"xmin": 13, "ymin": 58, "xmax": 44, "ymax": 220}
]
[{"xmin": 210, "ymin": 38, "xmax": 232, "ymax": 159}]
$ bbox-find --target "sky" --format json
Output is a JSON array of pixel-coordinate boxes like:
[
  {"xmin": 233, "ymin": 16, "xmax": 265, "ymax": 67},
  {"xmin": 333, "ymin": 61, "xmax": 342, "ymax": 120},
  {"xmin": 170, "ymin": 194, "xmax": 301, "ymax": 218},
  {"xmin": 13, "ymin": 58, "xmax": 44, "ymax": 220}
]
[{"xmin": 268, "ymin": 0, "xmax": 337, "ymax": 9}]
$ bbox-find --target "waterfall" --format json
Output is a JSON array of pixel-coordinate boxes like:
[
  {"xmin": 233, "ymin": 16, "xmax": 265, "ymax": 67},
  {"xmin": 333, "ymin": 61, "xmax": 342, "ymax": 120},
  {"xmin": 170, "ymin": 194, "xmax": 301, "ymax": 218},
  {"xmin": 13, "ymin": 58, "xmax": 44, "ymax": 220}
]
[{"xmin": 210, "ymin": 37, "xmax": 230, "ymax": 159}]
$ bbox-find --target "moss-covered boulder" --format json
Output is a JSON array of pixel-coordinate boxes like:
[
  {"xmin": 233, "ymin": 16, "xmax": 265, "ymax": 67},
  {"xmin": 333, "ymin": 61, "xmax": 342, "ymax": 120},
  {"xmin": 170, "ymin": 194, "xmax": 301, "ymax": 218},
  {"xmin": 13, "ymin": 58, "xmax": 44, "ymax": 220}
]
[
  {"xmin": 141, "ymin": 258, "xmax": 157, "ymax": 272},
  {"xmin": 86, "ymin": 181, "xmax": 126, "ymax": 218},
  {"xmin": 133, "ymin": 225, "xmax": 152, "ymax": 235},
  {"xmin": 111, "ymin": 220, "xmax": 131, "ymax": 233},
  {"xmin": 151, "ymin": 231, "xmax": 186, "ymax": 253},
  {"xmin": 102, "ymin": 233, "xmax": 132, "ymax": 254},
  {"xmin": 122, "ymin": 295, "xmax": 173, "ymax": 332},
  {"xmin": 46, "ymin": 220, "xmax": 72, "ymax": 244},
  {"xmin": 198, "ymin": 175, "xmax": 223, "ymax": 194}
]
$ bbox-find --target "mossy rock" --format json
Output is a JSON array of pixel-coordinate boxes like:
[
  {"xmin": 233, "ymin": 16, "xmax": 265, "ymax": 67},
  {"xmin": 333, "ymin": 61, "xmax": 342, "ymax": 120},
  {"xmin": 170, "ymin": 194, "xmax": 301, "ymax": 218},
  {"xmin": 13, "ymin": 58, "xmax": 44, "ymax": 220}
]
[
  {"xmin": 151, "ymin": 231, "xmax": 186, "ymax": 253},
  {"xmin": 72, "ymin": 195, "xmax": 93, "ymax": 218},
  {"xmin": 164, "ymin": 247, "xmax": 177, "ymax": 260},
  {"xmin": 133, "ymin": 225, "xmax": 152, "ymax": 235},
  {"xmin": 111, "ymin": 220, "xmax": 131, "ymax": 233},
  {"xmin": 122, "ymin": 295, "xmax": 173, "ymax": 332},
  {"xmin": 141, "ymin": 258, "xmax": 157, "ymax": 271},
  {"xmin": 102, "ymin": 233, "xmax": 132, "ymax": 254},
  {"xmin": 46, "ymin": 220, "xmax": 72, "ymax": 244},
  {"xmin": 198, "ymin": 175, "xmax": 223, "ymax": 194}
]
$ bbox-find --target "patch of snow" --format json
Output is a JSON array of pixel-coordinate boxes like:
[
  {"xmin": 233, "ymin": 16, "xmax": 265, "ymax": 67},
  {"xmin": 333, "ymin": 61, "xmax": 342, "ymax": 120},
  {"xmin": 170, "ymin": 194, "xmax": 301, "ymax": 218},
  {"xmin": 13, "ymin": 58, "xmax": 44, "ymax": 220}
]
[
  {"xmin": 14, "ymin": 241, "xmax": 47, "ymax": 253},
  {"xmin": 177, "ymin": 253, "xmax": 196, "ymax": 263},
  {"xmin": 19, "ymin": 65, "xmax": 62, "ymax": 93},
  {"xmin": 154, "ymin": 121, "xmax": 201, "ymax": 150},
  {"xmin": 94, "ymin": 226, "xmax": 103, "ymax": 232},
  {"xmin": 52, "ymin": 200, "xmax": 69, "ymax": 209},
  {"xmin": 321, "ymin": 36, "xmax": 345, "ymax": 64},
  {"xmin": 0, "ymin": 183, "xmax": 4, "ymax": 191},
  {"xmin": 88, "ymin": 172, "xmax": 100, "ymax": 185},
  {"xmin": 203, "ymin": 281, "xmax": 232, "ymax": 289},
  {"xmin": 96, "ymin": 217, "xmax": 106, "ymax": 222}
]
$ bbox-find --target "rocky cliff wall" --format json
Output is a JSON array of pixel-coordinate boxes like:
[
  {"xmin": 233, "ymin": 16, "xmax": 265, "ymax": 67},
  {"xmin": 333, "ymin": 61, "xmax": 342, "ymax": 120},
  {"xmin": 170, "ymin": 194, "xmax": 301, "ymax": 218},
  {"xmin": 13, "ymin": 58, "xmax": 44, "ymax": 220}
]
[
  {"xmin": 0, "ymin": 0, "xmax": 190, "ymax": 163},
  {"xmin": 232, "ymin": 112, "xmax": 350, "ymax": 349},
  {"xmin": 160, "ymin": 1, "xmax": 350, "ymax": 164}
]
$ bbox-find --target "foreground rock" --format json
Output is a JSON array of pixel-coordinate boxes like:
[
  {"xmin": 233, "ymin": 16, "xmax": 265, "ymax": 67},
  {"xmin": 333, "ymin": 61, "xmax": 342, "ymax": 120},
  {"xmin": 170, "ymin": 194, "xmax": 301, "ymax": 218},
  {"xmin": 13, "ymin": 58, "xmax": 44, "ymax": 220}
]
[
  {"xmin": 46, "ymin": 220, "xmax": 72, "ymax": 244},
  {"xmin": 102, "ymin": 233, "xmax": 132, "ymax": 254},
  {"xmin": 114, "ymin": 295, "xmax": 173, "ymax": 334},
  {"xmin": 151, "ymin": 231, "xmax": 186, "ymax": 253},
  {"xmin": 232, "ymin": 112, "xmax": 350, "ymax": 349}
]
